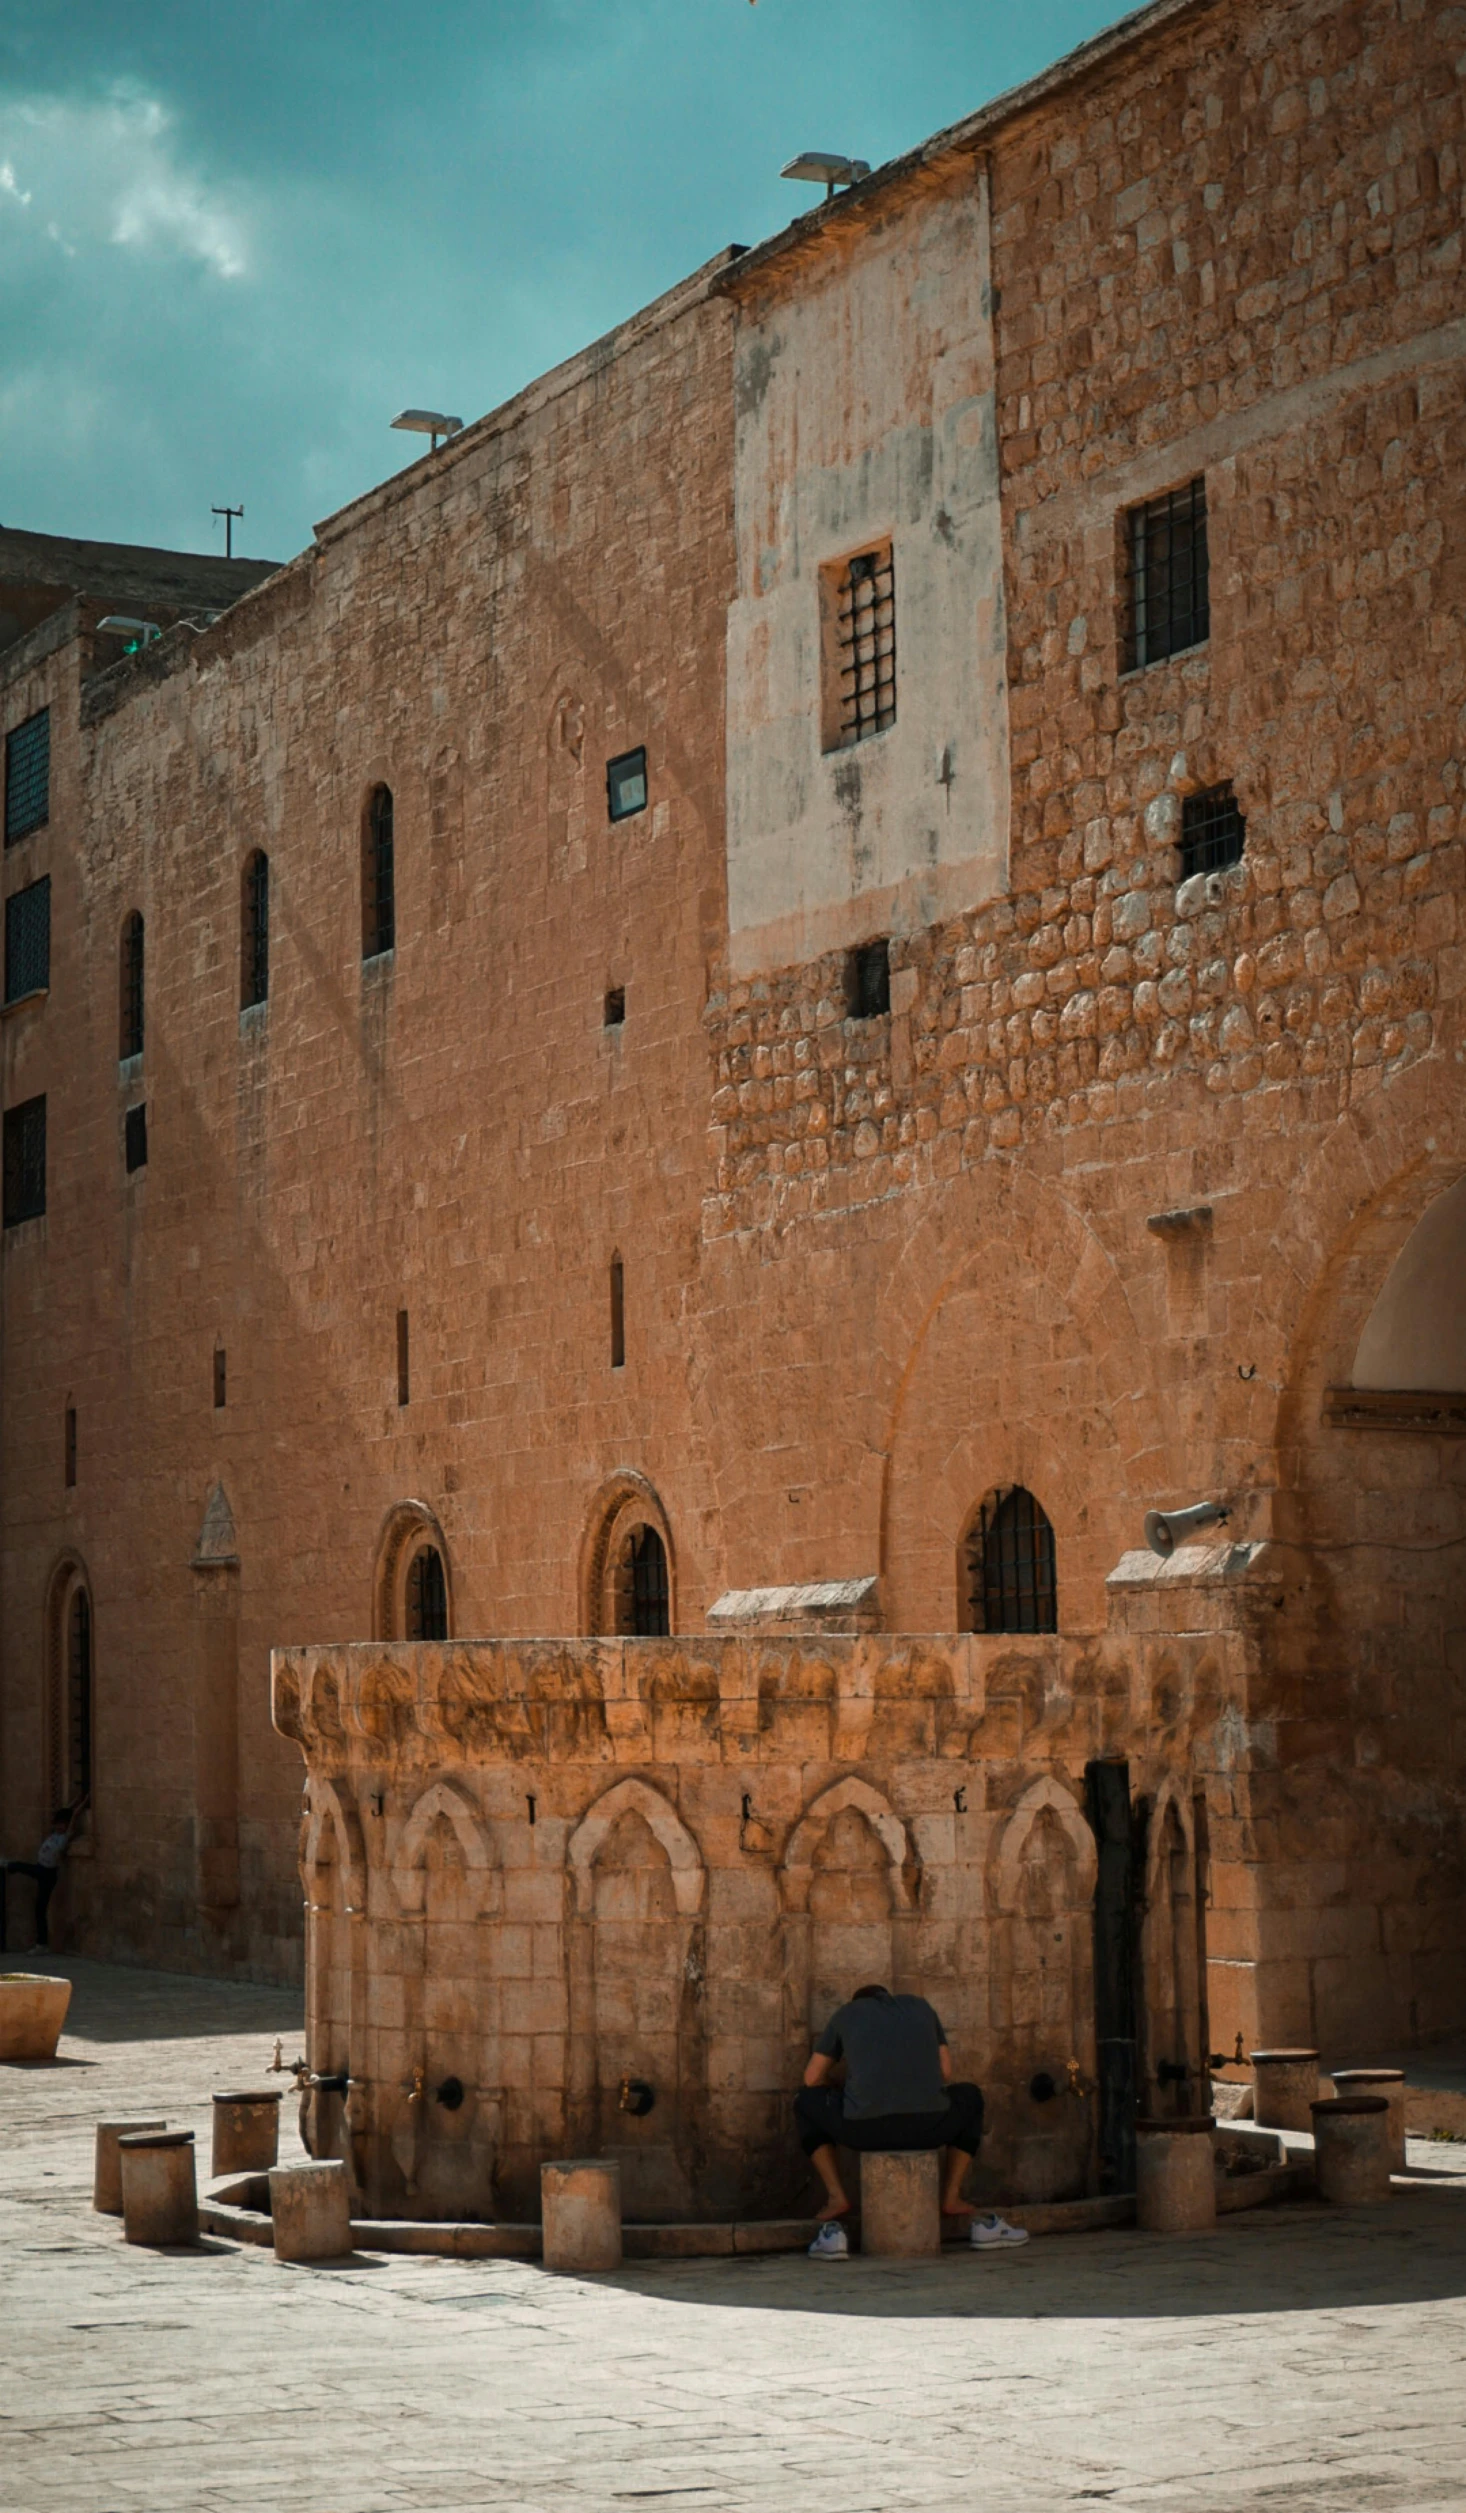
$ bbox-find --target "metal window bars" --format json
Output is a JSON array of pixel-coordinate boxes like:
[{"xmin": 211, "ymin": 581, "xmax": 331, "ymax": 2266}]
[
  {"xmin": 2, "ymin": 1093, "xmax": 46, "ymax": 1226},
  {"xmin": 835, "ymin": 546, "xmax": 896, "ymax": 747},
  {"xmin": 119, "ymin": 910, "xmax": 144, "ymax": 1054},
  {"xmin": 1179, "ymin": 783, "xmax": 1246, "ymax": 881},
  {"xmin": 406, "ymin": 1545, "xmax": 449, "ymax": 1641},
  {"xmin": 5, "ymin": 877, "xmax": 51, "ymax": 1003},
  {"xmin": 1126, "ymin": 479, "xmax": 1209, "ymax": 669},
  {"xmin": 365, "ymin": 787, "xmax": 395, "ymax": 958},
  {"xmin": 967, "ymin": 1485, "xmax": 1058, "ymax": 1634},
  {"xmin": 4, "ymin": 710, "xmax": 50, "ymax": 845},
  {"xmin": 242, "ymin": 853, "xmax": 269, "ymax": 1007},
  {"xmin": 630, "ymin": 1525, "xmax": 670, "ymax": 1637}
]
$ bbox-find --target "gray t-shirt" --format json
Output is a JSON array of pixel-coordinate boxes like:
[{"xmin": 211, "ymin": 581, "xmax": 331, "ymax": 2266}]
[{"xmin": 815, "ymin": 1993, "xmax": 949, "ymax": 2119}]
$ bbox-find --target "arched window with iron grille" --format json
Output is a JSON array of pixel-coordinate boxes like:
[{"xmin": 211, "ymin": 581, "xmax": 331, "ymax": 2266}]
[
  {"xmin": 241, "ymin": 850, "xmax": 269, "ymax": 1008},
  {"xmin": 614, "ymin": 1523, "xmax": 669, "ymax": 1637},
  {"xmin": 405, "ymin": 1543, "xmax": 448, "ymax": 1641},
  {"xmin": 119, "ymin": 911, "xmax": 144, "ymax": 1059},
  {"xmin": 964, "ymin": 1486, "xmax": 1057, "ymax": 1634},
  {"xmin": 363, "ymin": 784, "xmax": 395, "ymax": 960}
]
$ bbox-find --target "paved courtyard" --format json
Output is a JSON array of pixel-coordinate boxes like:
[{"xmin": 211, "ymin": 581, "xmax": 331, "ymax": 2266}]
[{"xmin": 3, "ymin": 1960, "xmax": 1466, "ymax": 2513}]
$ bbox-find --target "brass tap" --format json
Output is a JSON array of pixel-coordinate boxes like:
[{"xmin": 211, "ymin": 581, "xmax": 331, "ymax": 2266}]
[
  {"xmin": 405, "ymin": 2062, "xmax": 426, "ymax": 2105},
  {"xmin": 1065, "ymin": 2057, "xmax": 1094, "ymax": 2100}
]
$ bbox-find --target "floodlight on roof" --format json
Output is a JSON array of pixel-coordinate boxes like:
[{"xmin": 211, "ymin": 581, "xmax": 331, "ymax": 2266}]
[
  {"xmin": 97, "ymin": 615, "xmax": 161, "ymax": 646},
  {"xmin": 391, "ymin": 409, "xmax": 464, "ymax": 452},
  {"xmin": 780, "ymin": 152, "xmax": 871, "ymax": 201}
]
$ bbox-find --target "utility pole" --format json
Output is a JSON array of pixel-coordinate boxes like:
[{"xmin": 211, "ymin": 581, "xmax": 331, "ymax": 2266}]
[{"xmin": 211, "ymin": 504, "xmax": 244, "ymax": 559}]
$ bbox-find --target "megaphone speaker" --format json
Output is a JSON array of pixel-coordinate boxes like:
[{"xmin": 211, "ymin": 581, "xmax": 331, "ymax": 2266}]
[{"xmin": 1143, "ymin": 1500, "xmax": 1230, "ymax": 1558}]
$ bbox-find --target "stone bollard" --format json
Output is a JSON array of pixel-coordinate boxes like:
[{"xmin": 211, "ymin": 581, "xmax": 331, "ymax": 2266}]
[
  {"xmin": 1312, "ymin": 2096, "xmax": 1392, "ymax": 2205},
  {"xmin": 1135, "ymin": 2116, "xmax": 1217, "ymax": 2233},
  {"xmin": 1251, "ymin": 2048, "xmax": 1321, "ymax": 2133},
  {"xmin": 94, "ymin": 2118, "xmax": 167, "ymax": 2215},
  {"xmin": 268, "ymin": 2159, "xmax": 354, "ymax": 2262},
  {"xmin": 211, "ymin": 2088, "xmax": 283, "ymax": 2178},
  {"xmin": 1330, "ymin": 2070, "xmax": 1406, "ymax": 2173},
  {"xmin": 859, "ymin": 2150, "xmax": 942, "ymax": 2258},
  {"xmin": 119, "ymin": 2130, "xmax": 199, "ymax": 2246},
  {"xmin": 541, "ymin": 2158, "xmax": 622, "ymax": 2272}
]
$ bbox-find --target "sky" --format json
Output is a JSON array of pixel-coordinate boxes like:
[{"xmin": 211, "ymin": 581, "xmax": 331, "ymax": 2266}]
[{"xmin": 0, "ymin": 0, "xmax": 1128, "ymax": 568}]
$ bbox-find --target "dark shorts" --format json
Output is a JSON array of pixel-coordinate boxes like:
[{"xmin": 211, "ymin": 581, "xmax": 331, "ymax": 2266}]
[{"xmin": 795, "ymin": 2079, "xmax": 984, "ymax": 2160}]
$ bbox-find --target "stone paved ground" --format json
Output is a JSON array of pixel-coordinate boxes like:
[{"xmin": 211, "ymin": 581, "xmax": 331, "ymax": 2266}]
[{"xmin": 4, "ymin": 1962, "xmax": 1466, "ymax": 2513}]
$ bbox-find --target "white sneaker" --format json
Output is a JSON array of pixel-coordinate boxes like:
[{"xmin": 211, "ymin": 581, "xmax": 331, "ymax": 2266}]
[
  {"xmin": 969, "ymin": 2213, "xmax": 1029, "ymax": 2248},
  {"xmin": 808, "ymin": 2219, "xmax": 850, "ymax": 2259}
]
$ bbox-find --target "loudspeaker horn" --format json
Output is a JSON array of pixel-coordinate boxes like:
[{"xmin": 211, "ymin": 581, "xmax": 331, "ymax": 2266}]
[{"xmin": 1143, "ymin": 1500, "xmax": 1230, "ymax": 1559}]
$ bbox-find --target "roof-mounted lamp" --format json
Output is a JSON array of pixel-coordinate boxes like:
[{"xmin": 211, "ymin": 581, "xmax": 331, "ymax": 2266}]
[
  {"xmin": 780, "ymin": 151, "xmax": 871, "ymax": 202},
  {"xmin": 391, "ymin": 409, "xmax": 464, "ymax": 454}
]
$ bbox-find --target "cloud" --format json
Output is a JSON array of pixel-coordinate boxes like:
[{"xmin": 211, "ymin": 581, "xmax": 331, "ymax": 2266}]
[{"xmin": 0, "ymin": 85, "xmax": 250, "ymax": 278}]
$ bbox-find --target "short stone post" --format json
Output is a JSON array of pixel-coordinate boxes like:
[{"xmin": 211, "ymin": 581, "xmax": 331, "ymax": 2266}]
[
  {"xmin": 859, "ymin": 2150, "xmax": 941, "ymax": 2258},
  {"xmin": 1251, "ymin": 2048, "xmax": 1321, "ymax": 2132},
  {"xmin": 119, "ymin": 2130, "xmax": 199, "ymax": 2246},
  {"xmin": 1135, "ymin": 2116, "xmax": 1217, "ymax": 2233},
  {"xmin": 211, "ymin": 2088, "xmax": 283, "ymax": 2178},
  {"xmin": 541, "ymin": 2158, "xmax": 622, "ymax": 2272},
  {"xmin": 268, "ymin": 2159, "xmax": 354, "ymax": 2262},
  {"xmin": 1330, "ymin": 2070, "xmax": 1406, "ymax": 2172},
  {"xmin": 94, "ymin": 2118, "xmax": 166, "ymax": 2215},
  {"xmin": 1311, "ymin": 2096, "xmax": 1392, "ymax": 2205}
]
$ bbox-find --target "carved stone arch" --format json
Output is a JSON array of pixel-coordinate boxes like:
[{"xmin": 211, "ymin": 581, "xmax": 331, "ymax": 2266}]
[
  {"xmin": 781, "ymin": 1776, "xmax": 917, "ymax": 1914},
  {"xmin": 992, "ymin": 1775, "xmax": 1097, "ymax": 1915},
  {"xmin": 567, "ymin": 1776, "xmax": 705, "ymax": 1916},
  {"xmin": 302, "ymin": 1775, "xmax": 366, "ymax": 1909},
  {"xmin": 1143, "ymin": 1772, "xmax": 1195, "ymax": 1902},
  {"xmin": 395, "ymin": 1779, "xmax": 496, "ymax": 1914},
  {"xmin": 579, "ymin": 1469, "xmax": 677, "ymax": 1638},
  {"xmin": 373, "ymin": 1500, "xmax": 454, "ymax": 1642}
]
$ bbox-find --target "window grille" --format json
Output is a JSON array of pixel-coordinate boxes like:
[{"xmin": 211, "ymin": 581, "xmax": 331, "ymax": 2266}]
[
  {"xmin": 363, "ymin": 786, "xmax": 395, "ymax": 959},
  {"xmin": 67, "ymin": 1585, "xmax": 92, "ymax": 1802},
  {"xmin": 5, "ymin": 876, "xmax": 50, "ymax": 1002},
  {"xmin": 848, "ymin": 938, "xmax": 890, "ymax": 1020},
  {"xmin": 124, "ymin": 1104, "xmax": 148, "ymax": 1173},
  {"xmin": 3, "ymin": 1094, "xmax": 46, "ymax": 1226},
  {"xmin": 65, "ymin": 1404, "xmax": 77, "ymax": 1490},
  {"xmin": 1179, "ymin": 783, "xmax": 1246, "ymax": 881},
  {"xmin": 406, "ymin": 1544, "xmax": 448, "ymax": 1642},
  {"xmin": 628, "ymin": 1525, "xmax": 670, "ymax": 1637},
  {"xmin": 610, "ymin": 1256, "xmax": 625, "ymax": 1369},
  {"xmin": 5, "ymin": 709, "xmax": 50, "ymax": 844},
  {"xmin": 833, "ymin": 544, "xmax": 896, "ymax": 748},
  {"xmin": 119, "ymin": 910, "xmax": 144, "ymax": 1056},
  {"xmin": 1124, "ymin": 479, "xmax": 1209, "ymax": 670},
  {"xmin": 606, "ymin": 748, "xmax": 648, "ymax": 823},
  {"xmin": 966, "ymin": 1486, "xmax": 1057, "ymax": 1634},
  {"xmin": 241, "ymin": 852, "xmax": 269, "ymax": 1007}
]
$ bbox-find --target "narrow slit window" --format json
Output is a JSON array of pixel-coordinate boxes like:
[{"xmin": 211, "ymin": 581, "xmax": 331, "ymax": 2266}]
[
  {"xmin": 828, "ymin": 543, "xmax": 896, "ymax": 750},
  {"xmin": 2, "ymin": 1094, "xmax": 46, "ymax": 1226},
  {"xmin": 847, "ymin": 938, "xmax": 890, "ymax": 1020},
  {"xmin": 64, "ymin": 1404, "xmax": 77, "ymax": 1490},
  {"xmin": 1179, "ymin": 783, "xmax": 1246, "ymax": 881},
  {"xmin": 606, "ymin": 748, "xmax": 648, "ymax": 823},
  {"xmin": 124, "ymin": 1104, "xmax": 148, "ymax": 1173},
  {"xmin": 405, "ymin": 1544, "xmax": 448, "ymax": 1642},
  {"xmin": 363, "ymin": 785, "xmax": 395, "ymax": 959},
  {"xmin": 604, "ymin": 986, "xmax": 626, "ymax": 1028},
  {"xmin": 609, "ymin": 1256, "xmax": 625, "ymax": 1370},
  {"xmin": 1123, "ymin": 478, "xmax": 1209, "ymax": 670},
  {"xmin": 213, "ymin": 1347, "xmax": 227, "ymax": 1409},
  {"xmin": 396, "ymin": 1308, "xmax": 410, "ymax": 1406},
  {"xmin": 5, "ymin": 875, "xmax": 51, "ymax": 1003},
  {"xmin": 119, "ymin": 910, "xmax": 144, "ymax": 1056},
  {"xmin": 241, "ymin": 851, "xmax": 269, "ymax": 1008},
  {"xmin": 4, "ymin": 708, "xmax": 50, "ymax": 845},
  {"xmin": 965, "ymin": 1486, "xmax": 1057, "ymax": 1634},
  {"xmin": 67, "ymin": 1585, "xmax": 92, "ymax": 1803}
]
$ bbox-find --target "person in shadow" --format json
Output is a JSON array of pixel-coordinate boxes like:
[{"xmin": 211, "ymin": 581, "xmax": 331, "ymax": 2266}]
[{"xmin": 1, "ymin": 1797, "xmax": 87, "ymax": 1954}]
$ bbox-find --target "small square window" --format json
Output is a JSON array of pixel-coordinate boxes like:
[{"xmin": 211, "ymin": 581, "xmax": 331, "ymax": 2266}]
[
  {"xmin": 847, "ymin": 939, "xmax": 891, "ymax": 1020},
  {"xmin": 3, "ymin": 1093, "xmax": 46, "ymax": 1225},
  {"xmin": 5, "ymin": 709, "xmax": 50, "ymax": 845},
  {"xmin": 607, "ymin": 748, "xmax": 648, "ymax": 823},
  {"xmin": 124, "ymin": 1103, "xmax": 148, "ymax": 1173},
  {"xmin": 822, "ymin": 543, "xmax": 896, "ymax": 753},
  {"xmin": 1179, "ymin": 783, "xmax": 1246, "ymax": 881},
  {"xmin": 5, "ymin": 875, "xmax": 50, "ymax": 1002},
  {"xmin": 604, "ymin": 986, "xmax": 626, "ymax": 1027},
  {"xmin": 1123, "ymin": 479, "xmax": 1209, "ymax": 670}
]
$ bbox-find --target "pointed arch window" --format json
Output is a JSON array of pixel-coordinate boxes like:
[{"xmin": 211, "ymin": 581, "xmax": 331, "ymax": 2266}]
[
  {"xmin": 964, "ymin": 1486, "xmax": 1057, "ymax": 1634},
  {"xmin": 241, "ymin": 850, "xmax": 269, "ymax": 1008},
  {"xmin": 120, "ymin": 911, "xmax": 144, "ymax": 1058},
  {"xmin": 405, "ymin": 1543, "xmax": 448, "ymax": 1641},
  {"xmin": 615, "ymin": 1524, "xmax": 669, "ymax": 1637},
  {"xmin": 363, "ymin": 785, "xmax": 395, "ymax": 960}
]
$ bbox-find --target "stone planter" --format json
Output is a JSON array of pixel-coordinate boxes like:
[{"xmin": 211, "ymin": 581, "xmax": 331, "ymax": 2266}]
[
  {"xmin": 0, "ymin": 1972, "xmax": 72, "ymax": 2063},
  {"xmin": 1251, "ymin": 2048, "xmax": 1320, "ymax": 2133},
  {"xmin": 1135, "ymin": 2116, "xmax": 1216, "ymax": 2233}
]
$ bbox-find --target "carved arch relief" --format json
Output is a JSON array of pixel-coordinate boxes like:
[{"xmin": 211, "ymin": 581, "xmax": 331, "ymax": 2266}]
[
  {"xmin": 781, "ymin": 1776, "xmax": 917, "ymax": 1913},
  {"xmin": 301, "ymin": 1776, "xmax": 366, "ymax": 1910},
  {"xmin": 991, "ymin": 1775, "xmax": 1097, "ymax": 1915},
  {"xmin": 394, "ymin": 1780, "xmax": 497, "ymax": 1915},
  {"xmin": 567, "ymin": 1776, "xmax": 705, "ymax": 1916},
  {"xmin": 1351, "ymin": 1170, "xmax": 1466, "ymax": 1391}
]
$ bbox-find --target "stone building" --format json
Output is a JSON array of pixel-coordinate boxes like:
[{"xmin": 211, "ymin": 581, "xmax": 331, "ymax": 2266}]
[{"xmin": 2, "ymin": 0, "xmax": 1463, "ymax": 2213}]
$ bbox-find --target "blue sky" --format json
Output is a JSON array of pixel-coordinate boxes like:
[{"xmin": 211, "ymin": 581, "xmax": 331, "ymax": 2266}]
[{"xmin": 0, "ymin": 1, "xmax": 1127, "ymax": 566}]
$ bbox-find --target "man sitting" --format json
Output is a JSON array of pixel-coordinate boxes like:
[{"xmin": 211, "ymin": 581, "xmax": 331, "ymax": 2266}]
[{"xmin": 795, "ymin": 1982, "xmax": 1028, "ymax": 2258}]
